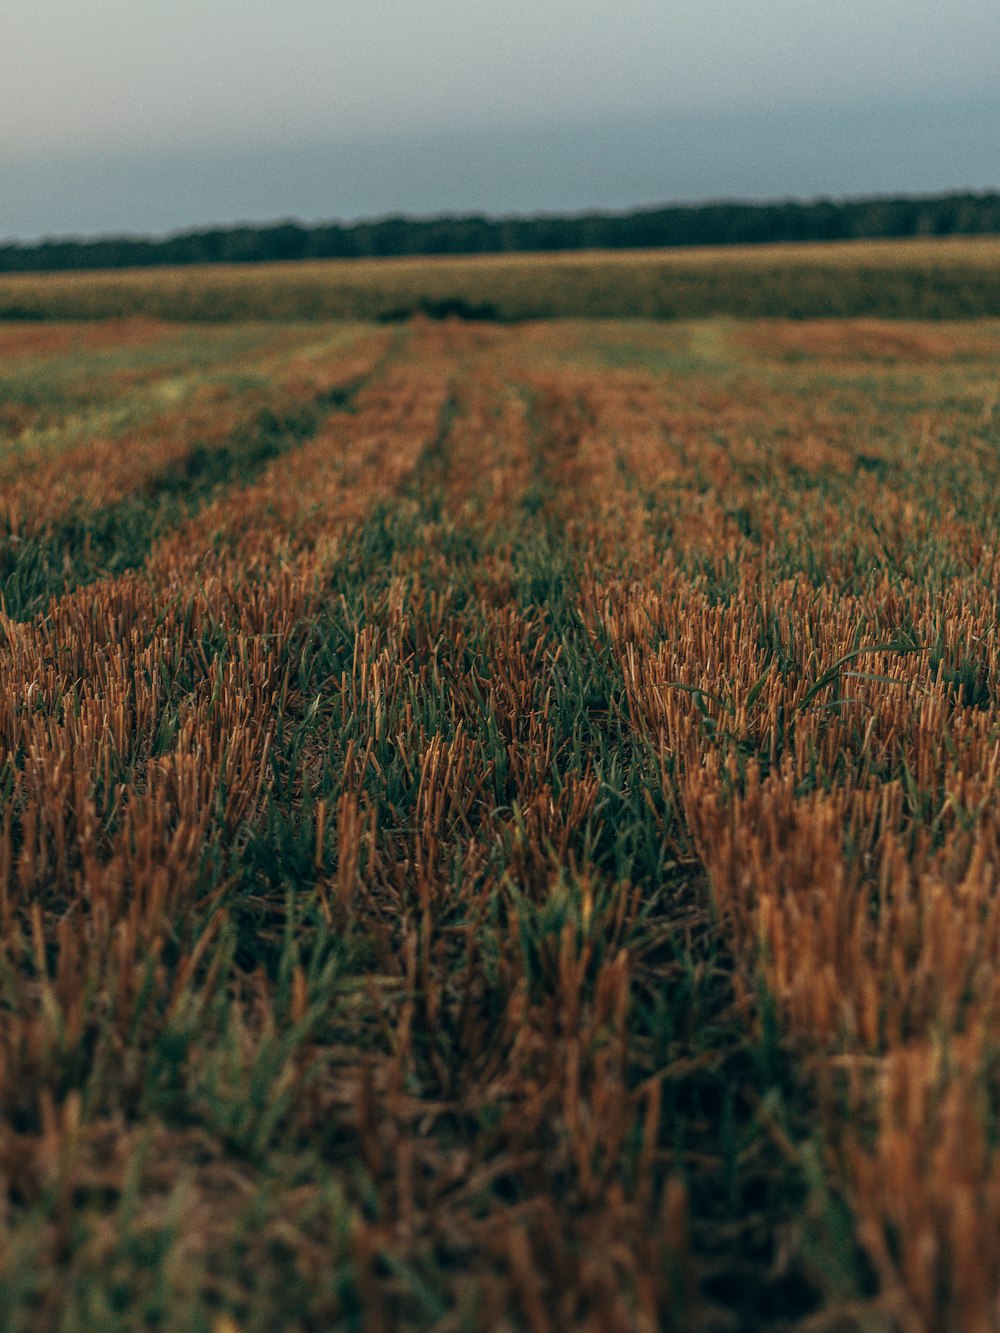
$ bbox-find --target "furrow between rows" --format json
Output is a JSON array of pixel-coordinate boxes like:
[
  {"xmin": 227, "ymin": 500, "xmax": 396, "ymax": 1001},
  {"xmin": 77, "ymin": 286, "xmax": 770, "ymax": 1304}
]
[{"xmin": 0, "ymin": 326, "xmax": 394, "ymax": 619}]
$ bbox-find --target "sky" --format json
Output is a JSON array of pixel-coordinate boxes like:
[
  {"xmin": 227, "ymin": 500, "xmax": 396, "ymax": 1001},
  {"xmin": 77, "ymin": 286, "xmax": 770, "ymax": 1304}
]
[{"xmin": 2, "ymin": 0, "xmax": 999, "ymax": 241}]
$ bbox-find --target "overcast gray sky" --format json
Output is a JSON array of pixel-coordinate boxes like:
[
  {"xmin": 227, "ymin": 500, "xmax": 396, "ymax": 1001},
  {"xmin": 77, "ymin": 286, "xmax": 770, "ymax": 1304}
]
[{"xmin": 3, "ymin": 1, "xmax": 999, "ymax": 239}]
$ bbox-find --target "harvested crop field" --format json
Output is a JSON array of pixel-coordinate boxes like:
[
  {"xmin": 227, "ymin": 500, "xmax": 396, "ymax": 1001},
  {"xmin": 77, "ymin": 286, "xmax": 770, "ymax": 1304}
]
[{"xmin": 2, "ymin": 307, "xmax": 1000, "ymax": 1330}]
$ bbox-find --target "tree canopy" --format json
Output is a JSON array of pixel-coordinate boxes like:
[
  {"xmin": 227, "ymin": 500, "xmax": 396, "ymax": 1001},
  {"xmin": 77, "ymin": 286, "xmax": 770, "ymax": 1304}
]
[{"xmin": 3, "ymin": 192, "xmax": 999, "ymax": 273}]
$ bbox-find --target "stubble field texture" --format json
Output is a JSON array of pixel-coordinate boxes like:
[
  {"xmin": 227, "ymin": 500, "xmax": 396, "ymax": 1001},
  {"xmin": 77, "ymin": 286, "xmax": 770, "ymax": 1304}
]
[{"xmin": 2, "ymin": 243, "xmax": 1000, "ymax": 1332}]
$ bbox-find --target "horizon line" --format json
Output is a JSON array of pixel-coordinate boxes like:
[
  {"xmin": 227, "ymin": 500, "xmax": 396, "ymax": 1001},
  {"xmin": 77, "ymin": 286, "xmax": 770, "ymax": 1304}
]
[{"xmin": 5, "ymin": 186, "xmax": 1000, "ymax": 250}]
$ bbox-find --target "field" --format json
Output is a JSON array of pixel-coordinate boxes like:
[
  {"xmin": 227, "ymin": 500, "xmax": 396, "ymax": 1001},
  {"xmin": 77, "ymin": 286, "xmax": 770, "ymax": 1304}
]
[
  {"xmin": 4, "ymin": 237, "xmax": 1000, "ymax": 323},
  {"xmin": 1, "ymin": 280, "xmax": 1000, "ymax": 1330}
]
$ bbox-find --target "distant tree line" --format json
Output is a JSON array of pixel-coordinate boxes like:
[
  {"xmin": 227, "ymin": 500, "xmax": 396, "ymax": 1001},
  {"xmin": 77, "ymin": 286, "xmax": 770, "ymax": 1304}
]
[{"xmin": 3, "ymin": 192, "xmax": 1000, "ymax": 273}]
